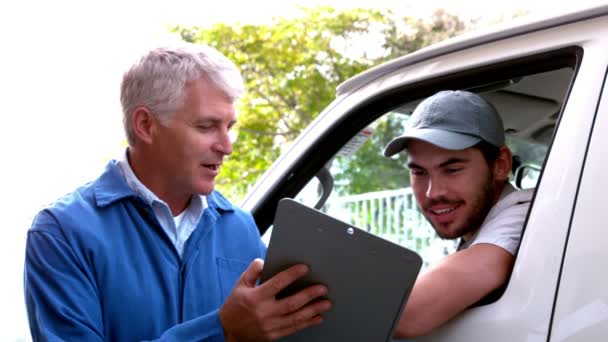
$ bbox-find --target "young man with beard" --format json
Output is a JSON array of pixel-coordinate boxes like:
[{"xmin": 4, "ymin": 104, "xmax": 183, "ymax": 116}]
[
  {"xmin": 24, "ymin": 44, "xmax": 331, "ymax": 341},
  {"xmin": 384, "ymin": 90, "xmax": 534, "ymax": 338}
]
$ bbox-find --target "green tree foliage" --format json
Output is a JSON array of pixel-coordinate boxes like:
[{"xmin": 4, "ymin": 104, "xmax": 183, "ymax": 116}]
[
  {"xmin": 332, "ymin": 113, "xmax": 412, "ymax": 196},
  {"xmin": 380, "ymin": 9, "xmax": 467, "ymax": 62},
  {"xmin": 173, "ymin": 7, "xmax": 468, "ymax": 201}
]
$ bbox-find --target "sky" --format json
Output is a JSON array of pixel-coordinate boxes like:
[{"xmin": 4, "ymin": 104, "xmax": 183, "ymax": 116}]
[{"xmin": 1, "ymin": 0, "xmax": 606, "ymax": 340}]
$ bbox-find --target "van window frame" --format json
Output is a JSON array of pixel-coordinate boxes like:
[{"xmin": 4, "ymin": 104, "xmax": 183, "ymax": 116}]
[{"xmin": 252, "ymin": 46, "xmax": 583, "ymax": 235}]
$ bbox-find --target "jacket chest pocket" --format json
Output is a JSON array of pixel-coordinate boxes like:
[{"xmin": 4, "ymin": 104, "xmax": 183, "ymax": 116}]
[{"xmin": 216, "ymin": 257, "xmax": 249, "ymax": 300}]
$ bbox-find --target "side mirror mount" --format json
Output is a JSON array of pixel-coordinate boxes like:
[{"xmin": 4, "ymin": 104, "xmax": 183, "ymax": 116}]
[
  {"xmin": 514, "ymin": 164, "xmax": 541, "ymax": 189},
  {"xmin": 313, "ymin": 167, "xmax": 334, "ymax": 210}
]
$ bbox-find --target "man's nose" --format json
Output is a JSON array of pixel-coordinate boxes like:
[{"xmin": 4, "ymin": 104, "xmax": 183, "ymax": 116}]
[
  {"xmin": 426, "ymin": 176, "xmax": 448, "ymax": 199},
  {"xmin": 213, "ymin": 128, "xmax": 233, "ymax": 155}
]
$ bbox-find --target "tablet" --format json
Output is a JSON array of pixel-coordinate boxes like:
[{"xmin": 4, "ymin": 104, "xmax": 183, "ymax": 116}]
[{"xmin": 260, "ymin": 198, "xmax": 423, "ymax": 342}]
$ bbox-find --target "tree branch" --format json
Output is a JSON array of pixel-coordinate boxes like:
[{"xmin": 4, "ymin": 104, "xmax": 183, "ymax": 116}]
[
  {"xmin": 326, "ymin": 46, "xmax": 345, "ymax": 82},
  {"xmin": 256, "ymin": 65, "xmax": 311, "ymax": 124}
]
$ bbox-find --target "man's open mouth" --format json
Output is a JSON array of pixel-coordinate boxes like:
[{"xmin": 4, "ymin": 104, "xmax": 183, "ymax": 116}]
[{"xmin": 203, "ymin": 164, "xmax": 219, "ymax": 171}]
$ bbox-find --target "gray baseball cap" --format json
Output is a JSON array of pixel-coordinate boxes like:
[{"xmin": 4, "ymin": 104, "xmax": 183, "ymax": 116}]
[{"xmin": 383, "ymin": 90, "xmax": 505, "ymax": 157}]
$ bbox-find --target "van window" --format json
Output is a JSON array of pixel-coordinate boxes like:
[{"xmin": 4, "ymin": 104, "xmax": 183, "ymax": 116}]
[{"xmin": 277, "ymin": 65, "xmax": 575, "ymax": 271}]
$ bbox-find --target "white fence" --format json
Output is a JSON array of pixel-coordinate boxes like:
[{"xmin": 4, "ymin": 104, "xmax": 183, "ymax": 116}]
[{"xmin": 324, "ymin": 188, "xmax": 458, "ymax": 268}]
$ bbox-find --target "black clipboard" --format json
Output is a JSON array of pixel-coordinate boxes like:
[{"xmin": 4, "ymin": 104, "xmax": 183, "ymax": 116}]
[{"xmin": 260, "ymin": 198, "xmax": 423, "ymax": 342}]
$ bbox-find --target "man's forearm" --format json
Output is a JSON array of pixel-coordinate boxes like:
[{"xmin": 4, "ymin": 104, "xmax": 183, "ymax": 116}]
[{"xmin": 395, "ymin": 244, "xmax": 514, "ymax": 338}]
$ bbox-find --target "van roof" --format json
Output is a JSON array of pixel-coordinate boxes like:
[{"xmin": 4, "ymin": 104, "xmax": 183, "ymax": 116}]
[{"xmin": 336, "ymin": 4, "xmax": 608, "ymax": 96}]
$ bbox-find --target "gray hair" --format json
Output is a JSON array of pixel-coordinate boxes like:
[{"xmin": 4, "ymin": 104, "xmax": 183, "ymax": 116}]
[{"xmin": 120, "ymin": 43, "xmax": 245, "ymax": 145}]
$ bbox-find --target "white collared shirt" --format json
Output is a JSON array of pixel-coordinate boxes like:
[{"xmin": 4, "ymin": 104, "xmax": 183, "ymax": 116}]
[{"xmin": 115, "ymin": 150, "xmax": 207, "ymax": 258}]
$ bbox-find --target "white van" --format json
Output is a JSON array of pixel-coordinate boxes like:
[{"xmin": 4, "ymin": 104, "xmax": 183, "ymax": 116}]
[{"xmin": 242, "ymin": 4, "xmax": 608, "ymax": 341}]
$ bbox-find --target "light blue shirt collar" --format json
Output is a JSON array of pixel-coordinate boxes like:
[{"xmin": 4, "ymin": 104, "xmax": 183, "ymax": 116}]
[{"xmin": 115, "ymin": 149, "xmax": 207, "ymax": 257}]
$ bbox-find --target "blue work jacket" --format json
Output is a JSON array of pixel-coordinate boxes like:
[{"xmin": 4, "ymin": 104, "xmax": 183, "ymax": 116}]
[{"xmin": 24, "ymin": 161, "xmax": 266, "ymax": 341}]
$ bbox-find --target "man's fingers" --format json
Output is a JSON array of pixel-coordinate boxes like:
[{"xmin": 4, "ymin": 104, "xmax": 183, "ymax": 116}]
[
  {"xmin": 277, "ymin": 284, "xmax": 329, "ymax": 315},
  {"xmin": 259, "ymin": 263, "xmax": 309, "ymax": 297},
  {"xmin": 224, "ymin": 262, "xmax": 331, "ymax": 341},
  {"xmin": 240, "ymin": 258, "xmax": 264, "ymax": 287},
  {"xmin": 272, "ymin": 298, "xmax": 332, "ymax": 339},
  {"xmin": 292, "ymin": 299, "xmax": 332, "ymax": 325}
]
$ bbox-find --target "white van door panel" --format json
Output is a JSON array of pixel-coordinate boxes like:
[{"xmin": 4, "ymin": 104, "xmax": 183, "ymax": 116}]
[
  {"xmin": 550, "ymin": 66, "xmax": 608, "ymax": 341},
  {"xmin": 416, "ymin": 20, "xmax": 608, "ymax": 342}
]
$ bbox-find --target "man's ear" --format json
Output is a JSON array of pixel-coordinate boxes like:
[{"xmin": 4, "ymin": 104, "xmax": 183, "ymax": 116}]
[
  {"xmin": 493, "ymin": 146, "xmax": 513, "ymax": 181},
  {"xmin": 131, "ymin": 107, "xmax": 157, "ymax": 145}
]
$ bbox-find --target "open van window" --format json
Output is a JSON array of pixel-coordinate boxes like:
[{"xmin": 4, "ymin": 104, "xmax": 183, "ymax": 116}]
[{"xmin": 263, "ymin": 50, "xmax": 578, "ymax": 283}]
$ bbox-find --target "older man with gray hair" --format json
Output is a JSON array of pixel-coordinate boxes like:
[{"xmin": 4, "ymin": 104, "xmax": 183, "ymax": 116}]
[{"xmin": 24, "ymin": 43, "xmax": 330, "ymax": 341}]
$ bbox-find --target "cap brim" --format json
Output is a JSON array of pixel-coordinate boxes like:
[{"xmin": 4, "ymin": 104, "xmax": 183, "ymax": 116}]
[{"xmin": 383, "ymin": 128, "xmax": 481, "ymax": 157}]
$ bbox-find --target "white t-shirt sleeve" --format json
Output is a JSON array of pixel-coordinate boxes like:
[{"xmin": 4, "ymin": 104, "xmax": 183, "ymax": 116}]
[
  {"xmin": 469, "ymin": 200, "xmax": 531, "ymax": 254},
  {"xmin": 466, "ymin": 187, "xmax": 534, "ymax": 255}
]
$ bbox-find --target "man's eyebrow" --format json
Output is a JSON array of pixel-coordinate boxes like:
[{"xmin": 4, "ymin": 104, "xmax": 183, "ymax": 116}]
[
  {"xmin": 438, "ymin": 157, "xmax": 469, "ymax": 168},
  {"xmin": 407, "ymin": 161, "xmax": 424, "ymax": 169},
  {"xmin": 193, "ymin": 117, "xmax": 237, "ymax": 126},
  {"xmin": 407, "ymin": 157, "xmax": 468, "ymax": 170}
]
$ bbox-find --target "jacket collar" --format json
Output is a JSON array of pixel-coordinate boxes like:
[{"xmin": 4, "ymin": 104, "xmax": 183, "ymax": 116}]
[
  {"xmin": 206, "ymin": 189, "xmax": 235, "ymax": 212},
  {"xmin": 94, "ymin": 160, "xmax": 235, "ymax": 213},
  {"xmin": 94, "ymin": 161, "xmax": 137, "ymax": 207}
]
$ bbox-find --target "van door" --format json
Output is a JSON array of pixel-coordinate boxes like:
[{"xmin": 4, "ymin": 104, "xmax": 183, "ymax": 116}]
[
  {"xmin": 245, "ymin": 14, "xmax": 608, "ymax": 342},
  {"xmin": 549, "ymin": 69, "xmax": 608, "ymax": 341}
]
